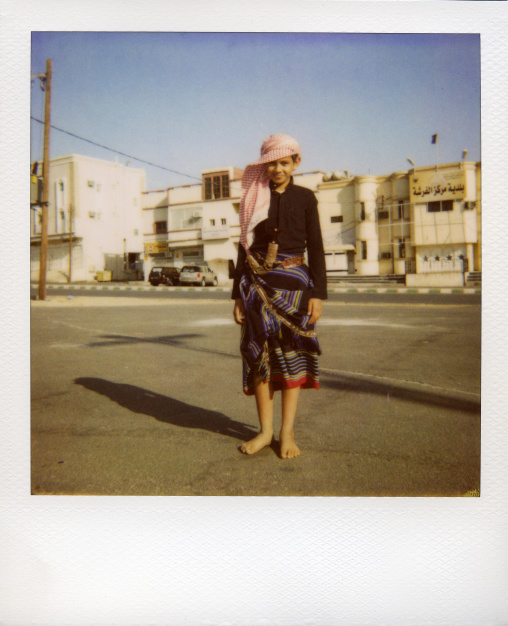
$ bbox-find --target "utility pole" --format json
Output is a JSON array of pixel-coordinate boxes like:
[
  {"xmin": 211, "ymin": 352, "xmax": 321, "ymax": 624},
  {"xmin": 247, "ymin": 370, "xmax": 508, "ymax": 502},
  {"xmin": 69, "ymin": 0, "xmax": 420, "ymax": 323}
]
[
  {"xmin": 38, "ymin": 59, "xmax": 52, "ymax": 301},
  {"xmin": 68, "ymin": 203, "xmax": 73, "ymax": 283}
]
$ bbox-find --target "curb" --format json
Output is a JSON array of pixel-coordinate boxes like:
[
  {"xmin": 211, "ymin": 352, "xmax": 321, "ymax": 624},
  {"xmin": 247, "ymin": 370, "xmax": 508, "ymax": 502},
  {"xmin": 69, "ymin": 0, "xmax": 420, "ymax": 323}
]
[
  {"xmin": 320, "ymin": 367, "xmax": 481, "ymax": 412},
  {"xmin": 32, "ymin": 283, "xmax": 482, "ymax": 295}
]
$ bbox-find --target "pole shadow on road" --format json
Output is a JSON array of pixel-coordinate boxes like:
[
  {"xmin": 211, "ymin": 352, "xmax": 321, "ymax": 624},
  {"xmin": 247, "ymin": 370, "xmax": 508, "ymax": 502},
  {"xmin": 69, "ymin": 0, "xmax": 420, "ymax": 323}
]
[
  {"xmin": 87, "ymin": 333, "xmax": 240, "ymax": 360},
  {"xmin": 74, "ymin": 377, "xmax": 257, "ymax": 442},
  {"xmin": 320, "ymin": 373, "xmax": 481, "ymax": 414}
]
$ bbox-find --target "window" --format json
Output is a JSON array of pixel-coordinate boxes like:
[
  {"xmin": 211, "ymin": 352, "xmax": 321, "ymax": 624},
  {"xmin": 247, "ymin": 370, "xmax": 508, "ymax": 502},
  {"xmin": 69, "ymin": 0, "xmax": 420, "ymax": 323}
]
[
  {"xmin": 204, "ymin": 173, "xmax": 230, "ymax": 200},
  {"xmin": 213, "ymin": 177, "xmax": 221, "ymax": 199},
  {"xmin": 205, "ymin": 178, "xmax": 212, "ymax": 199},
  {"xmin": 183, "ymin": 249, "xmax": 201, "ymax": 258},
  {"xmin": 154, "ymin": 221, "xmax": 167, "ymax": 234},
  {"xmin": 210, "ymin": 219, "xmax": 215, "ymax": 226},
  {"xmin": 330, "ymin": 215, "xmax": 343, "ymax": 223},
  {"xmin": 55, "ymin": 179, "xmax": 66, "ymax": 234},
  {"xmin": 398, "ymin": 201, "xmax": 404, "ymax": 219},
  {"xmin": 221, "ymin": 177, "xmax": 229, "ymax": 198},
  {"xmin": 428, "ymin": 200, "xmax": 454, "ymax": 213},
  {"xmin": 361, "ymin": 241, "xmax": 367, "ymax": 260},
  {"xmin": 33, "ymin": 208, "xmax": 42, "ymax": 235},
  {"xmin": 360, "ymin": 202, "xmax": 366, "ymax": 221},
  {"xmin": 221, "ymin": 218, "xmax": 227, "ymax": 225},
  {"xmin": 398, "ymin": 238, "xmax": 406, "ymax": 258}
]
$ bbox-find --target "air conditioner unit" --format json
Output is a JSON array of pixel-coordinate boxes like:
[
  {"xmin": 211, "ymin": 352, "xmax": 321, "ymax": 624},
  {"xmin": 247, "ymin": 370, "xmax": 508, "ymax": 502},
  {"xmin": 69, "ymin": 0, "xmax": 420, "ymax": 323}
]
[
  {"xmin": 464, "ymin": 202, "xmax": 476, "ymax": 210},
  {"xmin": 192, "ymin": 211, "xmax": 202, "ymax": 218},
  {"xmin": 88, "ymin": 211, "xmax": 96, "ymax": 218},
  {"xmin": 87, "ymin": 180, "xmax": 95, "ymax": 187}
]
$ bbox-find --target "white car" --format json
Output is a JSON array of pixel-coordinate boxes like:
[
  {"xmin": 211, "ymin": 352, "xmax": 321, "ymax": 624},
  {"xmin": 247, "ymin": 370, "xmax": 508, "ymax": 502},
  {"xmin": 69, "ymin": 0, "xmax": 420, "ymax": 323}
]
[{"xmin": 179, "ymin": 265, "xmax": 218, "ymax": 286}]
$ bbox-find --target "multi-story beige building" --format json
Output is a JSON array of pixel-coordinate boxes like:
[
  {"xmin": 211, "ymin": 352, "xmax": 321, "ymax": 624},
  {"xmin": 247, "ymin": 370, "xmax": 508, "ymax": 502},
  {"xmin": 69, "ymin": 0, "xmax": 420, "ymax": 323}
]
[
  {"xmin": 143, "ymin": 159, "xmax": 481, "ymax": 287},
  {"xmin": 142, "ymin": 168, "xmax": 324, "ymax": 283},
  {"xmin": 31, "ymin": 154, "xmax": 480, "ymax": 287},
  {"xmin": 408, "ymin": 161, "xmax": 481, "ymax": 284},
  {"xmin": 318, "ymin": 160, "xmax": 481, "ymax": 286},
  {"xmin": 30, "ymin": 154, "xmax": 146, "ymax": 282}
]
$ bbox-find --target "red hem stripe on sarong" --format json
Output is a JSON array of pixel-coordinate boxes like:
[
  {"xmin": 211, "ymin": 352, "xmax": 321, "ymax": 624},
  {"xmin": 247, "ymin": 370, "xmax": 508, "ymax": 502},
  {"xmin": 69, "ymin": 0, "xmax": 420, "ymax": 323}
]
[{"xmin": 243, "ymin": 377, "xmax": 319, "ymax": 396}]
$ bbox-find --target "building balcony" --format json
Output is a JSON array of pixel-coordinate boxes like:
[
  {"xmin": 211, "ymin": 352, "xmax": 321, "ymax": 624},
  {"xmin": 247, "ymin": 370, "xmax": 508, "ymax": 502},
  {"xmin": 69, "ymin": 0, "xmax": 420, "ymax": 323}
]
[
  {"xmin": 30, "ymin": 232, "xmax": 81, "ymax": 245},
  {"xmin": 167, "ymin": 228, "xmax": 202, "ymax": 244}
]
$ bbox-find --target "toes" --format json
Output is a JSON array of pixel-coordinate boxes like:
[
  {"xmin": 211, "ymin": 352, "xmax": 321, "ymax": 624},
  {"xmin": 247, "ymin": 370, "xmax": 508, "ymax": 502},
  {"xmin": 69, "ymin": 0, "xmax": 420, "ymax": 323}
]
[{"xmin": 280, "ymin": 445, "xmax": 300, "ymax": 459}]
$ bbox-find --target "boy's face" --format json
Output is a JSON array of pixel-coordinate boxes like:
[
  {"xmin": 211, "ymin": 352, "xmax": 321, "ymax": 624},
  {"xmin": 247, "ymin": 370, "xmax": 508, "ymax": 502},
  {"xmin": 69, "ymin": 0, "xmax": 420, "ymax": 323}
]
[{"xmin": 265, "ymin": 154, "xmax": 301, "ymax": 191}]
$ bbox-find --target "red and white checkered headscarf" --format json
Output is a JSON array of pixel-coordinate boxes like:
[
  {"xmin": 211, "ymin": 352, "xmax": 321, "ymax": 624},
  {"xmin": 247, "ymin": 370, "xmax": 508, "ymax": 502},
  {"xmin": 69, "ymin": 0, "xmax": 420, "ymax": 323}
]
[{"xmin": 240, "ymin": 134, "xmax": 301, "ymax": 253}]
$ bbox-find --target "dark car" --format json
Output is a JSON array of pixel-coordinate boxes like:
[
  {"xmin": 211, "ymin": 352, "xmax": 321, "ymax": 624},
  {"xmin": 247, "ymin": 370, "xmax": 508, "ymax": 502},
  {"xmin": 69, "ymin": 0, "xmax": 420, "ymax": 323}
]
[{"xmin": 148, "ymin": 266, "xmax": 180, "ymax": 286}]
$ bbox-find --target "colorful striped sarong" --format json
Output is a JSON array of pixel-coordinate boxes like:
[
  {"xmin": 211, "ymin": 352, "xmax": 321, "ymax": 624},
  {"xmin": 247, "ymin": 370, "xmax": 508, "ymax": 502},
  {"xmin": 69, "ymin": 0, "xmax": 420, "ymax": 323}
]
[{"xmin": 238, "ymin": 252, "xmax": 321, "ymax": 395}]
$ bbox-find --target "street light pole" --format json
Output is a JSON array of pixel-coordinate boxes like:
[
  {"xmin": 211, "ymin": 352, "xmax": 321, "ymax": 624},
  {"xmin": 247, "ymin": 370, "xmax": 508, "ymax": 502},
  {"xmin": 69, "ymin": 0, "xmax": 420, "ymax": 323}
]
[
  {"xmin": 38, "ymin": 58, "xmax": 52, "ymax": 301},
  {"xmin": 68, "ymin": 203, "xmax": 73, "ymax": 283}
]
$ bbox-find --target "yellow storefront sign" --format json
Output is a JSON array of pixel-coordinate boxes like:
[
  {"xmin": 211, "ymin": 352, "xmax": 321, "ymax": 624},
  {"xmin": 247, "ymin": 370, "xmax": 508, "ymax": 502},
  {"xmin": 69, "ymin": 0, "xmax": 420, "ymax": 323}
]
[
  {"xmin": 410, "ymin": 168, "xmax": 466, "ymax": 203},
  {"xmin": 145, "ymin": 241, "xmax": 169, "ymax": 254}
]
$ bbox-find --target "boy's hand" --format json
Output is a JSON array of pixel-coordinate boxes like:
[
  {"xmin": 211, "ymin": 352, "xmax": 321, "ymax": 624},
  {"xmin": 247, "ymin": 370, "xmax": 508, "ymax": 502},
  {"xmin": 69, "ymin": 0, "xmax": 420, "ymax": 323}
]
[
  {"xmin": 233, "ymin": 298, "xmax": 247, "ymax": 325},
  {"xmin": 307, "ymin": 298, "xmax": 323, "ymax": 324}
]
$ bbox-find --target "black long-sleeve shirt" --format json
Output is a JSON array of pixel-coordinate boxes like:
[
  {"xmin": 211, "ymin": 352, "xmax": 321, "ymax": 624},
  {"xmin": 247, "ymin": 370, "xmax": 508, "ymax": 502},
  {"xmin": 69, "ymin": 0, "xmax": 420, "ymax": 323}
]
[{"xmin": 232, "ymin": 179, "xmax": 327, "ymax": 300}]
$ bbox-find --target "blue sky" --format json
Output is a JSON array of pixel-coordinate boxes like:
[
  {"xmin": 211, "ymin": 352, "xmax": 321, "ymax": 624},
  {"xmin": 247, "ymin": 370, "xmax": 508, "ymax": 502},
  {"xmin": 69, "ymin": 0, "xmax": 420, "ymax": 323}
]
[{"xmin": 31, "ymin": 32, "xmax": 480, "ymax": 190}]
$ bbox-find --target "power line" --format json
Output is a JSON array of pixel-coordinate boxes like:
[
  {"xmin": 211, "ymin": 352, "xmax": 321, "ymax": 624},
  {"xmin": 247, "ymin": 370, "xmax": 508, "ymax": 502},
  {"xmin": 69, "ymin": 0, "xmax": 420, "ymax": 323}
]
[{"xmin": 30, "ymin": 116, "xmax": 202, "ymax": 182}]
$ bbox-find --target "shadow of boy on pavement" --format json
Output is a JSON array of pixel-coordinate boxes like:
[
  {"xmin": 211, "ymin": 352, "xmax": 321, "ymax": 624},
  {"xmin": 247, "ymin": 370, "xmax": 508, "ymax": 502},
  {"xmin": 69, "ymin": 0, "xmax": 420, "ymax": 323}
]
[{"xmin": 74, "ymin": 377, "xmax": 257, "ymax": 442}]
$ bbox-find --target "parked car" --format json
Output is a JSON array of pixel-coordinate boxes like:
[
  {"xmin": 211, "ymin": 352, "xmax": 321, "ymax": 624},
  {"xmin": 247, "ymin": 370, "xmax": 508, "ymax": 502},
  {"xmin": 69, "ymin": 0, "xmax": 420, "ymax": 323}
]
[
  {"xmin": 179, "ymin": 265, "xmax": 218, "ymax": 286},
  {"xmin": 148, "ymin": 266, "xmax": 180, "ymax": 286}
]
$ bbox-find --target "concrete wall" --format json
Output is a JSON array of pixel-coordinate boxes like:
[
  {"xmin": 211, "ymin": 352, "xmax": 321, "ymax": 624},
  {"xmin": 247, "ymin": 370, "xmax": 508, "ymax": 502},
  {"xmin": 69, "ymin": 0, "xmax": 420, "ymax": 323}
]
[
  {"xmin": 406, "ymin": 272, "xmax": 465, "ymax": 287},
  {"xmin": 318, "ymin": 181, "xmax": 356, "ymax": 251}
]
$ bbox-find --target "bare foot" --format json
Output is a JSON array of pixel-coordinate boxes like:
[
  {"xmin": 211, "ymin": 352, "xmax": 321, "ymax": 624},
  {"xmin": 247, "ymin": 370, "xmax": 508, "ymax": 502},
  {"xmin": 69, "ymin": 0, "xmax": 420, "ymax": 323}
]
[
  {"xmin": 239, "ymin": 431, "xmax": 273, "ymax": 455},
  {"xmin": 279, "ymin": 430, "xmax": 300, "ymax": 459}
]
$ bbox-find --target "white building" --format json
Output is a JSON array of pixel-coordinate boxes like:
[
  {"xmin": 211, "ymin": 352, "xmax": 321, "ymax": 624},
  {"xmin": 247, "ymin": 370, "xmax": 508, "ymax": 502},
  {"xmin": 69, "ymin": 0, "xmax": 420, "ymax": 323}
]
[{"xmin": 31, "ymin": 154, "xmax": 146, "ymax": 282}]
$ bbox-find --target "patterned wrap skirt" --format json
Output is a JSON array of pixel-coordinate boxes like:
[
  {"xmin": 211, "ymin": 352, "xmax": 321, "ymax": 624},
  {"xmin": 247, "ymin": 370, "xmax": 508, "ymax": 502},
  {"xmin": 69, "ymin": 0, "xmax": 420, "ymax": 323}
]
[{"xmin": 238, "ymin": 251, "xmax": 322, "ymax": 396}]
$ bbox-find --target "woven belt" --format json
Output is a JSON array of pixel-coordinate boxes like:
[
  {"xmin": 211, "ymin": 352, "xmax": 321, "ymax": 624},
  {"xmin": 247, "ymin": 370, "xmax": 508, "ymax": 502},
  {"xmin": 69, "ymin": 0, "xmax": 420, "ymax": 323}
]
[
  {"xmin": 278, "ymin": 256, "xmax": 305, "ymax": 268},
  {"xmin": 249, "ymin": 252, "xmax": 305, "ymax": 276}
]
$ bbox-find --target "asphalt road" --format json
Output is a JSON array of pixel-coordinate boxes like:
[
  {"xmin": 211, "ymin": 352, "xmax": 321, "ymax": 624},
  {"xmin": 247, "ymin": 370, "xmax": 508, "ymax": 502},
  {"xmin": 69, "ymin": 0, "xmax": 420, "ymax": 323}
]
[
  {"xmin": 31, "ymin": 294, "xmax": 481, "ymax": 496},
  {"xmin": 31, "ymin": 283, "xmax": 481, "ymax": 306}
]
